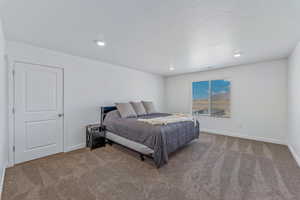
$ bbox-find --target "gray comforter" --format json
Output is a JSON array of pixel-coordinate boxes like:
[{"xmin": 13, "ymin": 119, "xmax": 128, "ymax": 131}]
[{"xmin": 103, "ymin": 111, "xmax": 200, "ymax": 167}]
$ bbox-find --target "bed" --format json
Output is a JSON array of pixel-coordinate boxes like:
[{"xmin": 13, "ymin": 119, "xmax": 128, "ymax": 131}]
[{"xmin": 101, "ymin": 106, "xmax": 200, "ymax": 167}]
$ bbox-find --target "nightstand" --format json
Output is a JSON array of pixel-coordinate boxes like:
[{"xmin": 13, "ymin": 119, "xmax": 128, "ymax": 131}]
[{"xmin": 86, "ymin": 124, "xmax": 106, "ymax": 150}]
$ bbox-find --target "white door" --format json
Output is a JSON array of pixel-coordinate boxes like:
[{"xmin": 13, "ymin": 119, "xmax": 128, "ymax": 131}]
[{"xmin": 14, "ymin": 62, "xmax": 63, "ymax": 164}]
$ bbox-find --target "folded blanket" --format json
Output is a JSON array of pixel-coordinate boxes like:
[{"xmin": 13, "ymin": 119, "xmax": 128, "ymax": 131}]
[{"xmin": 138, "ymin": 113, "xmax": 196, "ymax": 126}]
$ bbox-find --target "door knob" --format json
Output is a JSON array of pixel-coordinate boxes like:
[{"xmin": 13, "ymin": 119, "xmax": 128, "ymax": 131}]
[{"xmin": 58, "ymin": 114, "xmax": 64, "ymax": 117}]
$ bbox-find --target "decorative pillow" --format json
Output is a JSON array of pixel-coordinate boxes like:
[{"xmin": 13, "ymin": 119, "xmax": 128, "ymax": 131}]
[
  {"xmin": 142, "ymin": 101, "xmax": 156, "ymax": 114},
  {"xmin": 115, "ymin": 103, "xmax": 137, "ymax": 118},
  {"xmin": 130, "ymin": 102, "xmax": 147, "ymax": 116}
]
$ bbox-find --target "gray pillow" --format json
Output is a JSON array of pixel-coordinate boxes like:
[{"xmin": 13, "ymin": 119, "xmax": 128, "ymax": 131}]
[
  {"xmin": 105, "ymin": 110, "xmax": 121, "ymax": 120},
  {"xmin": 115, "ymin": 103, "xmax": 137, "ymax": 118},
  {"xmin": 142, "ymin": 101, "xmax": 156, "ymax": 114},
  {"xmin": 130, "ymin": 102, "xmax": 147, "ymax": 116}
]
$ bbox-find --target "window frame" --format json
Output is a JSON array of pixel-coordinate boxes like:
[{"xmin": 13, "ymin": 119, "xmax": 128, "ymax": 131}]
[{"xmin": 191, "ymin": 78, "xmax": 231, "ymax": 118}]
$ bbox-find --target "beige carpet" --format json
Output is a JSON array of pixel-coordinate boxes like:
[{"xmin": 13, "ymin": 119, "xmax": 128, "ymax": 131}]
[{"xmin": 2, "ymin": 133, "xmax": 300, "ymax": 200}]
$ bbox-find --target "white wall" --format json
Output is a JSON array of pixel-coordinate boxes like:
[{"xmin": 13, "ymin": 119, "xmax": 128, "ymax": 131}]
[
  {"xmin": 0, "ymin": 19, "xmax": 8, "ymax": 194},
  {"xmin": 165, "ymin": 59, "xmax": 288, "ymax": 144},
  {"xmin": 7, "ymin": 41, "xmax": 165, "ymax": 162},
  {"xmin": 288, "ymin": 42, "xmax": 300, "ymax": 166}
]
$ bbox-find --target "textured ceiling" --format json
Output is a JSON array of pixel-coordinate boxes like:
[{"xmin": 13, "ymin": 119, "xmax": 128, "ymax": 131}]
[{"xmin": 1, "ymin": 0, "xmax": 300, "ymax": 76}]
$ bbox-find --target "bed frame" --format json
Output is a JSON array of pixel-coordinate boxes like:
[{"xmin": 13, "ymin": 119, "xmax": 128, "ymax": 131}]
[{"xmin": 100, "ymin": 106, "xmax": 153, "ymax": 162}]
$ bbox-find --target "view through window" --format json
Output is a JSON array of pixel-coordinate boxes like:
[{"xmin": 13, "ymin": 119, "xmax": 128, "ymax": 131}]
[{"xmin": 192, "ymin": 79, "xmax": 230, "ymax": 117}]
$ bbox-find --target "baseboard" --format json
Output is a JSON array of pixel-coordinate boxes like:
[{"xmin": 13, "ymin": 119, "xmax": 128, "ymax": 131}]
[
  {"xmin": 0, "ymin": 162, "xmax": 7, "ymax": 199},
  {"xmin": 288, "ymin": 144, "xmax": 300, "ymax": 167},
  {"xmin": 67, "ymin": 143, "xmax": 85, "ymax": 152},
  {"xmin": 201, "ymin": 128, "xmax": 286, "ymax": 145}
]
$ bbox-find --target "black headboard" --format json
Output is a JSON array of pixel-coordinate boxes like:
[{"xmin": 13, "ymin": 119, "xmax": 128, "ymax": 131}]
[{"xmin": 100, "ymin": 106, "xmax": 117, "ymax": 125}]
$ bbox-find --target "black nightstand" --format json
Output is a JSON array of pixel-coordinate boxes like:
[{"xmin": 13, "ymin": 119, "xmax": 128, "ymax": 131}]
[{"xmin": 86, "ymin": 124, "xmax": 106, "ymax": 150}]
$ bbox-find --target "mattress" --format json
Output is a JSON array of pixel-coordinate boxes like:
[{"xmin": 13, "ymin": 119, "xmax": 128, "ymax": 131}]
[
  {"xmin": 106, "ymin": 131, "xmax": 154, "ymax": 155},
  {"xmin": 103, "ymin": 110, "xmax": 200, "ymax": 167}
]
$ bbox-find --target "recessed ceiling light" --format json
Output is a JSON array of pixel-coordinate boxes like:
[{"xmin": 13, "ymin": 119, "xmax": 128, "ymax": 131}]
[
  {"xmin": 233, "ymin": 52, "xmax": 241, "ymax": 58},
  {"xmin": 95, "ymin": 40, "xmax": 106, "ymax": 47},
  {"xmin": 169, "ymin": 66, "xmax": 175, "ymax": 71}
]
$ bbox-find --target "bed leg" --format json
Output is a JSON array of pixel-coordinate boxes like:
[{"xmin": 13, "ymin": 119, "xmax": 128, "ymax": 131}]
[
  {"xmin": 107, "ymin": 140, "xmax": 113, "ymax": 146},
  {"xmin": 140, "ymin": 154, "xmax": 145, "ymax": 161}
]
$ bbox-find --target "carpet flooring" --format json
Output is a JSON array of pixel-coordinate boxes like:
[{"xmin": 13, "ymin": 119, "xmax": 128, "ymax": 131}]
[{"xmin": 2, "ymin": 133, "xmax": 300, "ymax": 200}]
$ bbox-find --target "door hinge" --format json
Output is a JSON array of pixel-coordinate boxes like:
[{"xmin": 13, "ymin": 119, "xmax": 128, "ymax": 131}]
[
  {"xmin": 13, "ymin": 146, "xmax": 15, "ymax": 152},
  {"xmin": 12, "ymin": 107, "xmax": 15, "ymax": 114},
  {"xmin": 12, "ymin": 69, "xmax": 15, "ymax": 77}
]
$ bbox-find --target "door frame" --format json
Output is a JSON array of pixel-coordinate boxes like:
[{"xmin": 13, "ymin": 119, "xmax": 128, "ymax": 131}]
[{"xmin": 8, "ymin": 58, "xmax": 65, "ymax": 167}]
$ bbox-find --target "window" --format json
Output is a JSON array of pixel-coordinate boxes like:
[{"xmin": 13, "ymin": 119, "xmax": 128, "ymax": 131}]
[{"xmin": 192, "ymin": 79, "xmax": 231, "ymax": 117}]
